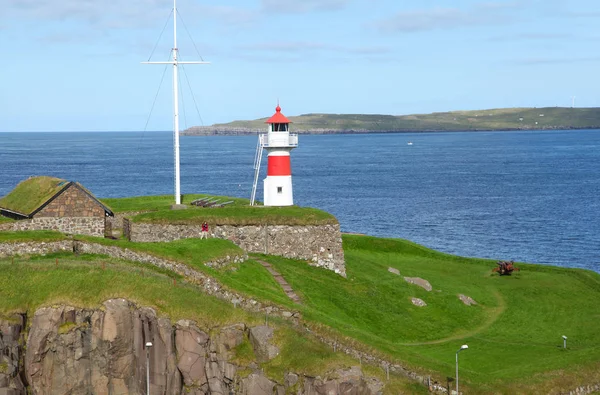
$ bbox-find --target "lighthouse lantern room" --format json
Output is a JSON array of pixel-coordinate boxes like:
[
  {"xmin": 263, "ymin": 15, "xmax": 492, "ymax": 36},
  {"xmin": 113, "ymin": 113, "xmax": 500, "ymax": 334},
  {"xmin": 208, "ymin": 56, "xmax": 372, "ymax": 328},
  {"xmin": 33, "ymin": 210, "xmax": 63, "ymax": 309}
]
[{"xmin": 250, "ymin": 104, "xmax": 298, "ymax": 206}]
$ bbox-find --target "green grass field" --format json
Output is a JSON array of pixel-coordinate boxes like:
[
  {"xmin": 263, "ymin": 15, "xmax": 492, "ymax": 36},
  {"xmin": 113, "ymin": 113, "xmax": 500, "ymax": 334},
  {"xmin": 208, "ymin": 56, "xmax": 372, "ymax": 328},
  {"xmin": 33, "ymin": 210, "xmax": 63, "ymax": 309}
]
[
  {"xmin": 250, "ymin": 235, "xmax": 600, "ymax": 393},
  {"xmin": 2, "ymin": 228, "xmax": 600, "ymax": 392},
  {"xmin": 100, "ymin": 195, "xmax": 337, "ymax": 226},
  {"xmin": 0, "ymin": 230, "xmax": 66, "ymax": 242},
  {"xmin": 0, "ymin": 253, "xmax": 423, "ymax": 392},
  {"xmin": 101, "ymin": 194, "xmax": 251, "ymax": 212}
]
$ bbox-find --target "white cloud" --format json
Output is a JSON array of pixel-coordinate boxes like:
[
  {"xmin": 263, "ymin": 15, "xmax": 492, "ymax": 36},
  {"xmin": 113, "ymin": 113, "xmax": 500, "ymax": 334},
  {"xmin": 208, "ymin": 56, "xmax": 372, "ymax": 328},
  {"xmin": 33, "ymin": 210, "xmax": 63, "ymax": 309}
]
[
  {"xmin": 261, "ymin": 0, "xmax": 350, "ymax": 13},
  {"xmin": 372, "ymin": 2, "xmax": 521, "ymax": 33},
  {"xmin": 1, "ymin": 0, "xmax": 258, "ymax": 29},
  {"xmin": 517, "ymin": 56, "xmax": 600, "ymax": 65},
  {"xmin": 239, "ymin": 41, "xmax": 391, "ymax": 57}
]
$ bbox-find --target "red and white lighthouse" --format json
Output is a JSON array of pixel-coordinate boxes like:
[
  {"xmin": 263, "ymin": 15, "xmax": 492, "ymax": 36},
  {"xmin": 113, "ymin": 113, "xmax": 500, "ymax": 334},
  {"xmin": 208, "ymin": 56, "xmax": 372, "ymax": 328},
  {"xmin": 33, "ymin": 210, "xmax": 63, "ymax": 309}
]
[{"xmin": 262, "ymin": 104, "xmax": 298, "ymax": 206}]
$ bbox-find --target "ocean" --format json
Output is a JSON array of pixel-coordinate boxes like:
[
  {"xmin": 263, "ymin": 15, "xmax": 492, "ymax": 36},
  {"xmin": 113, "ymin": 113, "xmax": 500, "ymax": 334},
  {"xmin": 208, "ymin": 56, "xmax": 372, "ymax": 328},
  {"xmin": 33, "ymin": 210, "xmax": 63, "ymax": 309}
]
[{"xmin": 1, "ymin": 130, "xmax": 599, "ymax": 272}]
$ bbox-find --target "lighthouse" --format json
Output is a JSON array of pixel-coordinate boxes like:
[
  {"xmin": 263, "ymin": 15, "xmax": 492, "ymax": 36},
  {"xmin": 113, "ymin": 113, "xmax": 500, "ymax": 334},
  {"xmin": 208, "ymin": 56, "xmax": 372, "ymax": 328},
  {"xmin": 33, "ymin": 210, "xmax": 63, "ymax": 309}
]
[{"xmin": 259, "ymin": 104, "xmax": 298, "ymax": 206}]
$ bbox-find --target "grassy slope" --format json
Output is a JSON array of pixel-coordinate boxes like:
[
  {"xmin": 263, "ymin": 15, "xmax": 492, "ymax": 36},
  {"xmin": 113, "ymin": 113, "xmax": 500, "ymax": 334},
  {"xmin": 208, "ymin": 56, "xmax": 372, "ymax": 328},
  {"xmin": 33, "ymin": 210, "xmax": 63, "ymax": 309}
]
[
  {"xmin": 75, "ymin": 235, "xmax": 295, "ymax": 307},
  {"xmin": 197, "ymin": 107, "xmax": 600, "ymax": 132},
  {"xmin": 0, "ymin": 253, "xmax": 422, "ymax": 392},
  {"xmin": 4, "ymin": 228, "xmax": 600, "ymax": 392},
  {"xmin": 0, "ymin": 176, "xmax": 66, "ymax": 214},
  {"xmin": 248, "ymin": 235, "xmax": 600, "ymax": 393},
  {"xmin": 100, "ymin": 195, "xmax": 337, "ymax": 226}
]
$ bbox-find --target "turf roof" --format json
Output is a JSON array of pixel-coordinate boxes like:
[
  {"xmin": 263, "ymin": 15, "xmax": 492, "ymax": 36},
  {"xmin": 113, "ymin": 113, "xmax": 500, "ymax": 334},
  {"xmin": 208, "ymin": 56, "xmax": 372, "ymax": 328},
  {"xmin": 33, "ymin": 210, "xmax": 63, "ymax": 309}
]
[{"xmin": 0, "ymin": 176, "xmax": 68, "ymax": 215}]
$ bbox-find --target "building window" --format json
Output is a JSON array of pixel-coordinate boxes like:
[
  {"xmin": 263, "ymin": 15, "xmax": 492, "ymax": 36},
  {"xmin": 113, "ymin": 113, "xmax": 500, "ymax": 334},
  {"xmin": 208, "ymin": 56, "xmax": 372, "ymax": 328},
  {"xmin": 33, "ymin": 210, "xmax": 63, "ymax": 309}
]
[{"xmin": 277, "ymin": 187, "xmax": 283, "ymax": 194}]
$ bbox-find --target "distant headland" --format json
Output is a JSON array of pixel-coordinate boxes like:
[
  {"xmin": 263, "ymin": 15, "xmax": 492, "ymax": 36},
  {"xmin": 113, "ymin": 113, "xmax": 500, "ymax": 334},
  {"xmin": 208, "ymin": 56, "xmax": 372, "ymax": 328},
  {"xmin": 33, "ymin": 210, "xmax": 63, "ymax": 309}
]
[{"xmin": 182, "ymin": 106, "xmax": 600, "ymax": 136}]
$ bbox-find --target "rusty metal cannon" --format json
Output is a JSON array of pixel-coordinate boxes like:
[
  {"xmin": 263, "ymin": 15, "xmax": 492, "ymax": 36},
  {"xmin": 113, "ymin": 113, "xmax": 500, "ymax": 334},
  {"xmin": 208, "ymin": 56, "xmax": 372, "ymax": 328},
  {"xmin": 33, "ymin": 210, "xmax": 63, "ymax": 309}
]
[{"xmin": 493, "ymin": 260, "xmax": 520, "ymax": 275}]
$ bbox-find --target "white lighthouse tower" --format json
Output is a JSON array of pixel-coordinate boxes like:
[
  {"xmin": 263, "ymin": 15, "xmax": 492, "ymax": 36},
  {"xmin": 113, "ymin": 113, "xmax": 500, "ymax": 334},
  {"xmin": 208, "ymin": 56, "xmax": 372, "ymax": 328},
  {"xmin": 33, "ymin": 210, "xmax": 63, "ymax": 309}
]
[{"xmin": 250, "ymin": 104, "xmax": 298, "ymax": 206}]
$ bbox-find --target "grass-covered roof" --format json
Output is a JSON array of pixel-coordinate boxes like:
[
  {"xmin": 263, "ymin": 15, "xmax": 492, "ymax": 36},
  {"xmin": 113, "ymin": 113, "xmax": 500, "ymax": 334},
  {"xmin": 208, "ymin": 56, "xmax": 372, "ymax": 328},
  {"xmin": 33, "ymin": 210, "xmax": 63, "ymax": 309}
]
[{"xmin": 0, "ymin": 176, "xmax": 68, "ymax": 215}]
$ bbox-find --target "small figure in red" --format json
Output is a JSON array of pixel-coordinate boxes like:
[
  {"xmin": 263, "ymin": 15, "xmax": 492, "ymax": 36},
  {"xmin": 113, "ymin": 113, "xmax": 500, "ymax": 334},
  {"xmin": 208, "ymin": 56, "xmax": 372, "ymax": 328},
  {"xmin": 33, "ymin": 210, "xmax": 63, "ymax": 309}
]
[{"xmin": 200, "ymin": 221, "xmax": 209, "ymax": 239}]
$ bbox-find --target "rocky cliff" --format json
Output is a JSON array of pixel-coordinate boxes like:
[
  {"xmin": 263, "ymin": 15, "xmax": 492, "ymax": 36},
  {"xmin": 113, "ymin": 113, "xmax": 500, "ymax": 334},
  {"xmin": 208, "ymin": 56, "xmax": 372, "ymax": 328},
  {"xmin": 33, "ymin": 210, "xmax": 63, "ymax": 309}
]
[{"xmin": 0, "ymin": 299, "xmax": 383, "ymax": 395}]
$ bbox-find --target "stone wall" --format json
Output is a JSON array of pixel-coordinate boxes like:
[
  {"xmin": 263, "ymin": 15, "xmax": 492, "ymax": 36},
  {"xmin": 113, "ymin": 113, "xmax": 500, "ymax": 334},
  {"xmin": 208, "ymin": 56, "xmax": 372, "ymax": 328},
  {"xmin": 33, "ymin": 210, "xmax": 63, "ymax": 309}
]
[
  {"xmin": 107, "ymin": 211, "xmax": 149, "ymax": 231},
  {"xmin": 35, "ymin": 184, "xmax": 105, "ymax": 218},
  {"xmin": 0, "ymin": 241, "xmax": 73, "ymax": 257},
  {"xmin": 0, "ymin": 222, "xmax": 13, "ymax": 232},
  {"xmin": 128, "ymin": 223, "xmax": 346, "ymax": 276},
  {"xmin": 4, "ymin": 217, "xmax": 105, "ymax": 237}
]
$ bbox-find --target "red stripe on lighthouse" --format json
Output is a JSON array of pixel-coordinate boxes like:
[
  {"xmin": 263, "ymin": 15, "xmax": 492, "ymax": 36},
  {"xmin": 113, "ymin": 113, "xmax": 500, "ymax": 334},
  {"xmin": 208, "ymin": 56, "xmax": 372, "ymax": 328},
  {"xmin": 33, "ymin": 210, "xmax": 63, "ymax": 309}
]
[{"xmin": 267, "ymin": 156, "xmax": 291, "ymax": 176}]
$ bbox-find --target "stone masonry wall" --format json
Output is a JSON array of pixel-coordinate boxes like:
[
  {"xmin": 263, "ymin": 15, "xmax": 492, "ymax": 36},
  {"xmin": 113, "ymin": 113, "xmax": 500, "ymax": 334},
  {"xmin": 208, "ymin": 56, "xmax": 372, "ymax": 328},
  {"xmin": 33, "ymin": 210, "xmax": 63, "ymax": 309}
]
[
  {"xmin": 107, "ymin": 211, "xmax": 149, "ymax": 231},
  {"xmin": 35, "ymin": 184, "xmax": 105, "ymax": 218},
  {"xmin": 0, "ymin": 241, "xmax": 73, "ymax": 257},
  {"xmin": 5, "ymin": 217, "xmax": 105, "ymax": 237},
  {"xmin": 128, "ymin": 223, "xmax": 346, "ymax": 276}
]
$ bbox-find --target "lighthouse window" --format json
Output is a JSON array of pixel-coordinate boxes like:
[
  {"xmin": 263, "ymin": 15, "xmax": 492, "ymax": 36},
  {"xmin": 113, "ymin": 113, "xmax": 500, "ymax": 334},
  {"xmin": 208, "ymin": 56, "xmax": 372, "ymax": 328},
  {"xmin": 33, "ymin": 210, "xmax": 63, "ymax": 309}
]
[
  {"xmin": 274, "ymin": 123, "xmax": 288, "ymax": 132},
  {"xmin": 277, "ymin": 187, "xmax": 283, "ymax": 194}
]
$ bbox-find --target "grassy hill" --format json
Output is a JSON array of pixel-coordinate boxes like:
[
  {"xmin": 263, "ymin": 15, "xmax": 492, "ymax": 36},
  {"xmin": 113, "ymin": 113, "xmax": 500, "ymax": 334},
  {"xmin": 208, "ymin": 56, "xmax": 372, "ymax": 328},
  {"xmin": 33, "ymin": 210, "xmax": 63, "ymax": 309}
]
[
  {"xmin": 2, "ymin": 226, "xmax": 600, "ymax": 393},
  {"xmin": 183, "ymin": 107, "xmax": 600, "ymax": 135}
]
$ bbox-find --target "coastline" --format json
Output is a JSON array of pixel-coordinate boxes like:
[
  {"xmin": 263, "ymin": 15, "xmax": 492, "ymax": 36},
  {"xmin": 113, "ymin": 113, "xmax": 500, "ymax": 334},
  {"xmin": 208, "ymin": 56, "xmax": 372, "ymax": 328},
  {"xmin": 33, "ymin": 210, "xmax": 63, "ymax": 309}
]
[{"xmin": 182, "ymin": 126, "xmax": 600, "ymax": 136}]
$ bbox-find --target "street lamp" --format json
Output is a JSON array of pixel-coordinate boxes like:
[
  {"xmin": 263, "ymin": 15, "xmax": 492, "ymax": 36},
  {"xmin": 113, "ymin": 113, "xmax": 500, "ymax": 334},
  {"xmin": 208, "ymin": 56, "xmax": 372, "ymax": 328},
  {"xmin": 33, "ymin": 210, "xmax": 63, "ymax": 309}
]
[
  {"xmin": 562, "ymin": 335, "xmax": 567, "ymax": 349},
  {"xmin": 456, "ymin": 344, "xmax": 468, "ymax": 395},
  {"xmin": 145, "ymin": 341, "xmax": 153, "ymax": 395}
]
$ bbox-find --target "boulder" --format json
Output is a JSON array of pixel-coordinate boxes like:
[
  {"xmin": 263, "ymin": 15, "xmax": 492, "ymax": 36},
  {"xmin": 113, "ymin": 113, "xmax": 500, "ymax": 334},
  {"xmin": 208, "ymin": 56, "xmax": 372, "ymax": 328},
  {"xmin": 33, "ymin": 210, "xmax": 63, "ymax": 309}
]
[
  {"xmin": 388, "ymin": 267, "xmax": 400, "ymax": 275},
  {"xmin": 411, "ymin": 297, "xmax": 427, "ymax": 307},
  {"xmin": 241, "ymin": 372, "xmax": 276, "ymax": 395},
  {"xmin": 248, "ymin": 326, "xmax": 279, "ymax": 362},
  {"xmin": 404, "ymin": 277, "xmax": 432, "ymax": 291},
  {"xmin": 458, "ymin": 294, "xmax": 478, "ymax": 306}
]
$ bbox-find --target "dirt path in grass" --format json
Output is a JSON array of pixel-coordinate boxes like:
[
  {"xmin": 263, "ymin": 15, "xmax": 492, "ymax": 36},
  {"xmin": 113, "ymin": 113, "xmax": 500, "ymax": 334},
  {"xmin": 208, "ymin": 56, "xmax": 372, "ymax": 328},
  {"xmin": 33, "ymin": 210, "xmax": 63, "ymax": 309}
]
[{"xmin": 398, "ymin": 288, "xmax": 506, "ymax": 346}]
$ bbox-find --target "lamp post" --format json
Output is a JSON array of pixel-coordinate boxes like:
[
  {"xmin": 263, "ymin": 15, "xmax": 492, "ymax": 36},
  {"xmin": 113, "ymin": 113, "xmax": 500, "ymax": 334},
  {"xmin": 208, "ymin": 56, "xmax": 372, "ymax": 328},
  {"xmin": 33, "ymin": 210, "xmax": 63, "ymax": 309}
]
[
  {"xmin": 562, "ymin": 335, "xmax": 567, "ymax": 349},
  {"xmin": 145, "ymin": 341, "xmax": 153, "ymax": 395},
  {"xmin": 455, "ymin": 344, "xmax": 468, "ymax": 394}
]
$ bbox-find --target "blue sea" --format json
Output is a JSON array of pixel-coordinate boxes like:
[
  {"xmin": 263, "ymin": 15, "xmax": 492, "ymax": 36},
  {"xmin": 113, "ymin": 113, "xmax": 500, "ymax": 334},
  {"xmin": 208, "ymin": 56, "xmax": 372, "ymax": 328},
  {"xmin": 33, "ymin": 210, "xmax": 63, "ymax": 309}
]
[{"xmin": 1, "ymin": 130, "xmax": 599, "ymax": 272}]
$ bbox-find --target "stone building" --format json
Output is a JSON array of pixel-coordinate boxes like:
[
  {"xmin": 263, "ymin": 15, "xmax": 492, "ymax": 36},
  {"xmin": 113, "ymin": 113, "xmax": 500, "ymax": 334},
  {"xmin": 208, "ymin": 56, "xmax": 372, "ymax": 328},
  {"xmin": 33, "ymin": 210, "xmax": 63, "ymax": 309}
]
[{"xmin": 0, "ymin": 176, "xmax": 113, "ymax": 237}]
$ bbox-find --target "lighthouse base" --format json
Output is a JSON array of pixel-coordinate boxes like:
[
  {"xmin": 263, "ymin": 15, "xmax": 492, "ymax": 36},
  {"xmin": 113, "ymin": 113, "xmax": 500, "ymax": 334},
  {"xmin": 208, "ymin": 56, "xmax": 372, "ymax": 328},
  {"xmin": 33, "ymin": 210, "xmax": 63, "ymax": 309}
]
[{"xmin": 264, "ymin": 176, "xmax": 293, "ymax": 206}]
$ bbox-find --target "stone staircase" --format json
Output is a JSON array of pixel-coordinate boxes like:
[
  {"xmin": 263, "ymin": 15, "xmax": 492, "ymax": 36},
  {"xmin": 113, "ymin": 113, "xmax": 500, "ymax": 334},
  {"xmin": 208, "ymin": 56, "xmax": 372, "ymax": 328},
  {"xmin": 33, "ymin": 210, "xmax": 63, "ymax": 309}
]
[{"xmin": 256, "ymin": 260, "xmax": 301, "ymax": 304}]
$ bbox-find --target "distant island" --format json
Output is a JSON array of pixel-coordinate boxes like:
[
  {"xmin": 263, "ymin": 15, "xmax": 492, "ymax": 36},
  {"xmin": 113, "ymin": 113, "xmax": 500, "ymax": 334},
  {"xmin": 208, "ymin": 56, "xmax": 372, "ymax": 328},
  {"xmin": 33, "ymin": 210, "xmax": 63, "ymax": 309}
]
[{"xmin": 182, "ymin": 107, "xmax": 600, "ymax": 135}]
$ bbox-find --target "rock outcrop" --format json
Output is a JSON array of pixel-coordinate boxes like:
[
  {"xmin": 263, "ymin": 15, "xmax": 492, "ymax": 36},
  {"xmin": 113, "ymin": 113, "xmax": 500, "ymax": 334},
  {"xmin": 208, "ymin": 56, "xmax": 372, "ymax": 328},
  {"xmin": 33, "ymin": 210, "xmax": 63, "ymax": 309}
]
[{"xmin": 0, "ymin": 299, "xmax": 383, "ymax": 395}]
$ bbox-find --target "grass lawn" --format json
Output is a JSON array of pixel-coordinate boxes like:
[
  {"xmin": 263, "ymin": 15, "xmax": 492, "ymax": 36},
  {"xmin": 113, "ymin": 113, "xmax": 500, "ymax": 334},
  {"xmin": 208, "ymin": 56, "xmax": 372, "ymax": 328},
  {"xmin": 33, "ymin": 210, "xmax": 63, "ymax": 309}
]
[
  {"xmin": 76, "ymin": 236, "xmax": 294, "ymax": 307},
  {"xmin": 242, "ymin": 235, "xmax": 600, "ymax": 393},
  {"xmin": 0, "ymin": 217, "xmax": 15, "ymax": 224},
  {"xmin": 131, "ymin": 205, "xmax": 337, "ymax": 226},
  {"xmin": 0, "ymin": 230, "xmax": 66, "ymax": 242},
  {"xmin": 100, "ymin": 195, "xmax": 337, "ymax": 226},
  {"xmin": 100, "ymin": 194, "xmax": 251, "ymax": 213},
  {"xmin": 4, "ymin": 229, "xmax": 600, "ymax": 392},
  {"xmin": 0, "ymin": 253, "xmax": 252, "ymax": 328},
  {"xmin": 0, "ymin": 253, "xmax": 423, "ymax": 392},
  {"xmin": 76, "ymin": 236, "xmax": 244, "ymax": 266}
]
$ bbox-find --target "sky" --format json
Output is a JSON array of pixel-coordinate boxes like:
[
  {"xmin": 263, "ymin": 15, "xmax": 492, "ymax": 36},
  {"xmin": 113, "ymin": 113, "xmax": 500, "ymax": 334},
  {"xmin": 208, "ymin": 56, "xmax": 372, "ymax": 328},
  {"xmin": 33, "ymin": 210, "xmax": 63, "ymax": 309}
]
[{"xmin": 1, "ymin": 0, "xmax": 599, "ymax": 132}]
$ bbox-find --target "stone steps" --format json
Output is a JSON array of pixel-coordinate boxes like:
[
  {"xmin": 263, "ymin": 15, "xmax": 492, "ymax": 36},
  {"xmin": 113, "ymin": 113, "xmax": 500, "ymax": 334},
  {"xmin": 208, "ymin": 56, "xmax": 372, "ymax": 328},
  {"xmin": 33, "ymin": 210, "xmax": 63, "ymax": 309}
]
[{"xmin": 256, "ymin": 260, "xmax": 301, "ymax": 304}]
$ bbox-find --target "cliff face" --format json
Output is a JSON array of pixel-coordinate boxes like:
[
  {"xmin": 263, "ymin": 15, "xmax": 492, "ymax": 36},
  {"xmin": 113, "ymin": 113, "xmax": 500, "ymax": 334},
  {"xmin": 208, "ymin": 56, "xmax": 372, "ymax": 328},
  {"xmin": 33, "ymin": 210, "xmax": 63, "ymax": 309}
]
[{"xmin": 0, "ymin": 299, "xmax": 382, "ymax": 395}]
